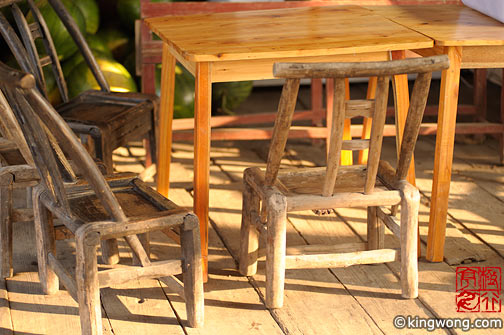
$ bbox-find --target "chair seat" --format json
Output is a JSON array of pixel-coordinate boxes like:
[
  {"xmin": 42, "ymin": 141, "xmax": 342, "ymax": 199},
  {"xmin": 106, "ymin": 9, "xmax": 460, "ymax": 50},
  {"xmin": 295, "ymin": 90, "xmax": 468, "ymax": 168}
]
[
  {"xmin": 63, "ymin": 176, "xmax": 179, "ymax": 223},
  {"xmin": 57, "ymin": 91, "xmax": 157, "ymax": 148}
]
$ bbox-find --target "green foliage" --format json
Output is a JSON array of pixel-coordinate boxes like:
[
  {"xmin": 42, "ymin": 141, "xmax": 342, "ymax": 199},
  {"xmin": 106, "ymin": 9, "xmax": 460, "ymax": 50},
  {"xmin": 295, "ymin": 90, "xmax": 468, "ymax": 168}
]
[
  {"xmin": 74, "ymin": 0, "xmax": 99, "ymax": 34},
  {"xmin": 31, "ymin": 0, "xmax": 87, "ymax": 60},
  {"xmin": 155, "ymin": 64, "xmax": 195, "ymax": 119},
  {"xmin": 66, "ymin": 57, "xmax": 137, "ymax": 98},
  {"xmin": 213, "ymin": 81, "xmax": 253, "ymax": 114},
  {"xmin": 96, "ymin": 27, "xmax": 131, "ymax": 61}
]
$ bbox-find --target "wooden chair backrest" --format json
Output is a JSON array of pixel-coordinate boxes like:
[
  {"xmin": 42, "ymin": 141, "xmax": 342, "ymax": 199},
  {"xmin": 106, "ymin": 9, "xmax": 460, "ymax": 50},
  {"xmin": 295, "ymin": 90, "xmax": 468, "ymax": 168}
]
[
  {"xmin": 272, "ymin": 55, "xmax": 450, "ymax": 196},
  {"xmin": 0, "ymin": 0, "xmax": 109, "ymax": 104},
  {"xmin": 0, "ymin": 61, "xmax": 126, "ymax": 222}
]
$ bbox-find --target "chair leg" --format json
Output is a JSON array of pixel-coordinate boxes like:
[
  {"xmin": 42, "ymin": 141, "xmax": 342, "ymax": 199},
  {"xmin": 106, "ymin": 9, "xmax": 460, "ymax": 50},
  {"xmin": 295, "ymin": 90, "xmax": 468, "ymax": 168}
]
[
  {"xmin": 0, "ymin": 180, "xmax": 13, "ymax": 278},
  {"xmin": 93, "ymin": 131, "xmax": 114, "ymax": 175},
  {"xmin": 89, "ymin": 131, "xmax": 120, "ymax": 265},
  {"xmin": 100, "ymin": 239, "xmax": 120, "ymax": 265},
  {"xmin": 148, "ymin": 125, "xmax": 158, "ymax": 166},
  {"xmin": 239, "ymin": 179, "xmax": 260, "ymax": 276},
  {"xmin": 367, "ymin": 206, "xmax": 384, "ymax": 250},
  {"xmin": 399, "ymin": 182, "xmax": 420, "ymax": 299},
  {"xmin": 181, "ymin": 214, "xmax": 204, "ymax": 328},
  {"xmin": 32, "ymin": 188, "xmax": 59, "ymax": 294},
  {"xmin": 76, "ymin": 230, "xmax": 102, "ymax": 335},
  {"xmin": 265, "ymin": 193, "xmax": 288, "ymax": 309},
  {"xmin": 132, "ymin": 232, "xmax": 150, "ymax": 266}
]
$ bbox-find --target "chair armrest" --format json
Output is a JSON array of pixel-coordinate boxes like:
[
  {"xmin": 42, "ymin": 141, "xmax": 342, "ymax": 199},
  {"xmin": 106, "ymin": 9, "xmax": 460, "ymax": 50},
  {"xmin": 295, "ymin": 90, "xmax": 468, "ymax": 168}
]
[
  {"xmin": 0, "ymin": 164, "xmax": 39, "ymax": 185},
  {"xmin": 0, "ymin": 138, "xmax": 19, "ymax": 153},
  {"xmin": 377, "ymin": 160, "xmax": 398, "ymax": 189},
  {"xmin": 0, "ymin": 61, "xmax": 35, "ymax": 89}
]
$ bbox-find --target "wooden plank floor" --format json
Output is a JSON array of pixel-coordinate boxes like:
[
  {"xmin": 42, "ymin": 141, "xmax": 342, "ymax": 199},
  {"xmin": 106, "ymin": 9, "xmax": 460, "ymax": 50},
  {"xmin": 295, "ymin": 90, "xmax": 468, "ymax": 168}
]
[{"xmin": 2, "ymin": 80, "xmax": 504, "ymax": 334}]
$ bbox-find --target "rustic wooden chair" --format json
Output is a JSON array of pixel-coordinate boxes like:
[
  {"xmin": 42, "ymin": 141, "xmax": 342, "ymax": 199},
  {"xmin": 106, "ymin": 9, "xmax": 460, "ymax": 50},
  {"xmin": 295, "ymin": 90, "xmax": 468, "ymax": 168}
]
[
  {"xmin": 0, "ymin": 62, "xmax": 203, "ymax": 334},
  {"xmin": 0, "ymin": 89, "xmax": 39, "ymax": 278},
  {"xmin": 0, "ymin": 0, "xmax": 158, "ymax": 173},
  {"xmin": 239, "ymin": 55, "xmax": 450, "ymax": 308}
]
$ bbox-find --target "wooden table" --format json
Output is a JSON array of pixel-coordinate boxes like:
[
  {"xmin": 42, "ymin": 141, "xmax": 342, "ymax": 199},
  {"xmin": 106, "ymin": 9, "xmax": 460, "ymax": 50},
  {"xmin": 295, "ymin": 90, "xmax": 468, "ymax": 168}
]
[
  {"xmin": 145, "ymin": 5, "xmax": 433, "ymax": 279},
  {"xmin": 367, "ymin": 5, "xmax": 504, "ymax": 262}
]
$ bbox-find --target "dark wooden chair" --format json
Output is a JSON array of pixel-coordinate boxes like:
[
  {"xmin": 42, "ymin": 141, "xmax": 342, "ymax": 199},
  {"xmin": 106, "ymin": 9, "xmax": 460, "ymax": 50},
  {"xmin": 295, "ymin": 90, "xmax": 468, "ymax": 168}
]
[
  {"xmin": 239, "ymin": 55, "xmax": 450, "ymax": 308},
  {"xmin": 0, "ymin": 61, "xmax": 203, "ymax": 334},
  {"xmin": 0, "ymin": 0, "xmax": 158, "ymax": 173},
  {"xmin": 0, "ymin": 89, "xmax": 39, "ymax": 278}
]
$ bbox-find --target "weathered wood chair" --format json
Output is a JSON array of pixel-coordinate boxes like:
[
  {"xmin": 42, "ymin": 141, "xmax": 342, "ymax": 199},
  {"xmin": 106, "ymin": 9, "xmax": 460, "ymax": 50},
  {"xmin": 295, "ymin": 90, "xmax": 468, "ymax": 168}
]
[
  {"xmin": 239, "ymin": 55, "xmax": 450, "ymax": 308},
  {"xmin": 0, "ymin": 62, "xmax": 203, "ymax": 334},
  {"xmin": 0, "ymin": 89, "xmax": 39, "ymax": 278},
  {"xmin": 0, "ymin": 0, "xmax": 158, "ymax": 173}
]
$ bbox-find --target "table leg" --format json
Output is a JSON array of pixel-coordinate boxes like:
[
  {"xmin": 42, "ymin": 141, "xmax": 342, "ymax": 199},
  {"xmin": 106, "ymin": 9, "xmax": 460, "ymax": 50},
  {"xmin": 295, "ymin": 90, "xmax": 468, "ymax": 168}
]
[
  {"xmin": 194, "ymin": 62, "xmax": 211, "ymax": 281},
  {"xmin": 358, "ymin": 77, "xmax": 377, "ymax": 164},
  {"xmin": 156, "ymin": 44, "xmax": 176, "ymax": 197},
  {"xmin": 473, "ymin": 69, "xmax": 487, "ymax": 121},
  {"xmin": 391, "ymin": 50, "xmax": 416, "ymax": 186},
  {"xmin": 427, "ymin": 46, "xmax": 462, "ymax": 262}
]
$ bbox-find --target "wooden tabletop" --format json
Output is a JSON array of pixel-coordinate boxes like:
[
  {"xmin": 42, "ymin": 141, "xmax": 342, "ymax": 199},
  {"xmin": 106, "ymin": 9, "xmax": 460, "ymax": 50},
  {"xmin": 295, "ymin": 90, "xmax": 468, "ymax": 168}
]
[
  {"xmin": 367, "ymin": 5, "xmax": 504, "ymax": 47},
  {"xmin": 145, "ymin": 5, "xmax": 433, "ymax": 62}
]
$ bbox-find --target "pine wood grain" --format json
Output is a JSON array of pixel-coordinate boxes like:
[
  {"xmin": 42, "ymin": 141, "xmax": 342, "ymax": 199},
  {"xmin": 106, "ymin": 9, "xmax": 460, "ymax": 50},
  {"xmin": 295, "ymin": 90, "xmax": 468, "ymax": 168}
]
[
  {"xmin": 146, "ymin": 6, "xmax": 433, "ymax": 63},
  {"xmin": 368, "ymin": 5, "xmax": 504, "ymax": 47}
]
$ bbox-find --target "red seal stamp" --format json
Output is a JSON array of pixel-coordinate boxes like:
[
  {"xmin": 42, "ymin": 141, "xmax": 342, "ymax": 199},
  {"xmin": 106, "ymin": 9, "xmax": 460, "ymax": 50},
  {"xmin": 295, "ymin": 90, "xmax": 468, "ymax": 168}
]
[{"xmin": 456, "ymin": 267, "xmax": 501, "ymax": 313}]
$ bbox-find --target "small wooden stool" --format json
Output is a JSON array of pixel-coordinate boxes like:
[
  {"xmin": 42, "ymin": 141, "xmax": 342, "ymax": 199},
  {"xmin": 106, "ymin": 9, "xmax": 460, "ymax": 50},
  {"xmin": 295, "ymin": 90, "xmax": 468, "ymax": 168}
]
[
  {"xmin": 0, "ymin": 62, "xmax": 204, "ymax": 335},
  {"xmin": 239, "ymin": 56, "xmax": 450, "ymax": 308}
]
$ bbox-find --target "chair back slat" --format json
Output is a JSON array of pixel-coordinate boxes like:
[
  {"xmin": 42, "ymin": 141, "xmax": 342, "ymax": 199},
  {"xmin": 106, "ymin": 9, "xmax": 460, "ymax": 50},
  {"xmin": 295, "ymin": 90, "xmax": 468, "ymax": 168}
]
[
  {"xmin": 322, "ymin": 78, "xmax": 346, "ymax": 197},
  {"xmin": 0, "ymin": 61, "xmax": 127, "ymax": 223},
  {"xmin": 364, "ymin": 75, "xmax": 389, "ymax": 194},
  {"xmin": 46, "ymin": 0, "xmax": 109, "ymax": 92},
  {"xmin": 395, "ymin": 72, "xmax": 432, "ymax": 182},
  {"xmin": 3, "ymin": 86, "xmax": 71, "ymax": 214},
  {"xmin": 0, "ymin": 12, "xmax": 39, "ymax": 87},
  {"xmin": 0, "ymin": 0, "xmax": 110, "ymax": 104},
  {"xmin": 25, "ymin": 0, "xmax": 70, "ymax": 102},
  {"xmin": 0, "ymin": 90, "xmax": 35, "ymax": 166},
  {"xmin": 341, "ymin": 139, "xmax": 369, "ymax": 151},
  {"xmin": 345, "ymin": 100, "xmax": 374, "ymax": 119},
  {"xmin": 271, "ymin": 55, "xmax": 450, "ymax": 197},
  {"xmin": 11, "ymin": 3, "xmax": 46, "ymax": 95},
  {"xmin": 264, "ymin": 78, "xmax": 300, "ymax": 187}
]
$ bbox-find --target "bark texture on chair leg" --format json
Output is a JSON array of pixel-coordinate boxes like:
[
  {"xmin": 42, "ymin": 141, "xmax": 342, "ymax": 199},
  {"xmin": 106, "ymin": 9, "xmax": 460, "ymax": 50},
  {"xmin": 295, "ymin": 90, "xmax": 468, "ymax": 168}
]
[
  {"xmin": 33, "ymin": 188, "xmax": 59, "ymax": 294},
  {"xmin": 76, "ymin": 230, "xmax": 102, "ymax": 335},
  {"xmin": 0, "ymin": 177, "xmax": 13, "ymax": 278},
  {"xmin": 92, "ymin": 131, "xmax": 120, "ymax": 266},
  {"xmin": 132, "ymin": 232, "xmax": 150, "ymax": 266},
  {"xmin": 181, "ymin": 214, "xmax": 204, "ymax": 328},
  {"xmin": 266, "ymin": 192, "xmax": 288, "ymax": 309},
  {"xmin": 239, "ymin": 176, "xmax": 261, "ymax": 276},
  {"xmin": 367, "ymin": 206, "xmax": 384, "ymax": 250},
  {"xmin": 399, "ymin": 182, "xmax": 419, "ymax": 299},
  {"xmin": 100, "ymin": 239, "xmax": 120, "ymax": 265}
]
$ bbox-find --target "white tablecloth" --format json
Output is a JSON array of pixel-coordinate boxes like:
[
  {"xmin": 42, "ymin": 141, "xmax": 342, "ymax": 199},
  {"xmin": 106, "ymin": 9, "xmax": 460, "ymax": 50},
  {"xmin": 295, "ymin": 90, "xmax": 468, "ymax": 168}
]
[{"xmin": 462, "ymin": 0, "xmax": 504, "ymax": 24}]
